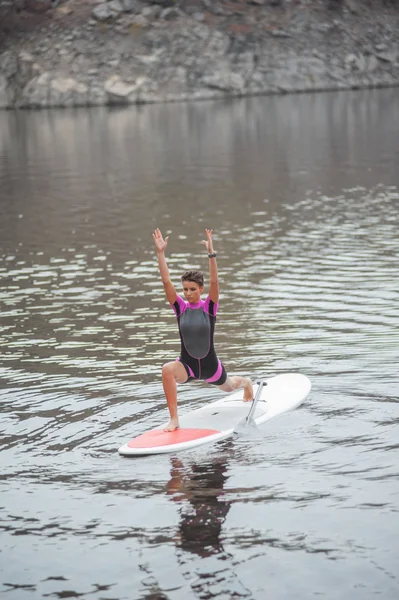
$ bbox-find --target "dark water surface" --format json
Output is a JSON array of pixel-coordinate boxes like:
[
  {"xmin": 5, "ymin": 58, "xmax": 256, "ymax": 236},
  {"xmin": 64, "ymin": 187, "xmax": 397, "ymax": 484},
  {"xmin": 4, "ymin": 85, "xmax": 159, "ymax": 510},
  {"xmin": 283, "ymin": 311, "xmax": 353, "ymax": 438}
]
[{"xmin": 0, "ymin": 89, "xmax": 398, "ymax": 600}]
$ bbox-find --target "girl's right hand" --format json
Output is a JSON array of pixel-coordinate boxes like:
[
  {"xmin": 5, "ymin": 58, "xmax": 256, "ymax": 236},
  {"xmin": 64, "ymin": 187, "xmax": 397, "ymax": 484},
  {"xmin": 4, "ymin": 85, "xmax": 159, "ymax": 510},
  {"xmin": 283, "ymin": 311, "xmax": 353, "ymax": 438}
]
[{"xmin": 152, "ymin": 228, "xmax": 169, "ymax": 253}]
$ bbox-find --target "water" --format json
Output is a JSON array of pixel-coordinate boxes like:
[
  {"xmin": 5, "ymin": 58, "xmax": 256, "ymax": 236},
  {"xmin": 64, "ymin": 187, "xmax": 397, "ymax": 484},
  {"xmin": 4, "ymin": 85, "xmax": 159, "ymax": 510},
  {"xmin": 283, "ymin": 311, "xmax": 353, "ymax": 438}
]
[{"xmin": 0, "ymin": 89, "xmax": 398, "ymax": 600}]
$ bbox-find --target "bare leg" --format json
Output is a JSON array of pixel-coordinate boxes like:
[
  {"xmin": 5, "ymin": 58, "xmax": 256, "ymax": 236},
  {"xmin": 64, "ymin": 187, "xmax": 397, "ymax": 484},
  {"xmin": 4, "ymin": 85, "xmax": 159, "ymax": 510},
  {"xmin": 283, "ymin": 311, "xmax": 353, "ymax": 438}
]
[
  {"xmin": 161, "ymin": 361, "xmax": 188, "ymax": 431},
  {"xmin": 218, "ymin": 376, "xmax": 253, "ymax": 401}
]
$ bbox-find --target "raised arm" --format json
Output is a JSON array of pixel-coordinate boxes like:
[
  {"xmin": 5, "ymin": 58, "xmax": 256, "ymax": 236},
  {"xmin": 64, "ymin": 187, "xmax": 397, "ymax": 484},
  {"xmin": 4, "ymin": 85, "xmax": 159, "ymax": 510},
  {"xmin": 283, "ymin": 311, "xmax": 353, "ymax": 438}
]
[
  {"xmin": 152, "ymin": 228, "xmax": 177, "ymax": 304},
  {"xmin": 202, "ymin": 228, "xmax": 219, "ymax": 303}
]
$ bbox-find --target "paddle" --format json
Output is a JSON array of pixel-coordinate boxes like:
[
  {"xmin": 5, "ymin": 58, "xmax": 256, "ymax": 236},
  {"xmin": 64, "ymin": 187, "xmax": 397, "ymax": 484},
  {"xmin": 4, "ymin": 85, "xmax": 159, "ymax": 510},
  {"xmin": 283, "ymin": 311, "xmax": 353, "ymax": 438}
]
[{"xmin": 234, "ymin": 379, "xmax": 265, "ymax": 433}]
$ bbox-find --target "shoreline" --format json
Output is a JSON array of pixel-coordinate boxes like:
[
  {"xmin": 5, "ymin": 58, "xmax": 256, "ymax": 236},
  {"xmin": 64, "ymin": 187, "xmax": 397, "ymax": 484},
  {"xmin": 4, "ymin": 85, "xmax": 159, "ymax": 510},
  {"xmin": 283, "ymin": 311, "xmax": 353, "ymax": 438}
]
[{"xmin": 1, "ymin": 0, "xmax": 399, "ymax": 109}]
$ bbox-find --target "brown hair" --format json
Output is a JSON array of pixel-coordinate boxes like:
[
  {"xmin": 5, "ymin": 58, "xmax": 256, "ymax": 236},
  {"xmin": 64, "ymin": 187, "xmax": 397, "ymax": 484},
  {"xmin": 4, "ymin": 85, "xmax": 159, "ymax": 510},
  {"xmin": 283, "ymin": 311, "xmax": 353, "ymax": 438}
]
[{"xmin": 181, "ymin": 270, "xmax": 204, "ymax": 287}]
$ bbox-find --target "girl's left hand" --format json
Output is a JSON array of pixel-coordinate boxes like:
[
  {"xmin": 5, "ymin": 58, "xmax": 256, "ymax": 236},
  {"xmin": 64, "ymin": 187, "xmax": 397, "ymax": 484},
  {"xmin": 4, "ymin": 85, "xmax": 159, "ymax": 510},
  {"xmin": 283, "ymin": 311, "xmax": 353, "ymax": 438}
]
[{"xmin": 202, "ymin": 229, "xmax": 214, "ymax": 254}]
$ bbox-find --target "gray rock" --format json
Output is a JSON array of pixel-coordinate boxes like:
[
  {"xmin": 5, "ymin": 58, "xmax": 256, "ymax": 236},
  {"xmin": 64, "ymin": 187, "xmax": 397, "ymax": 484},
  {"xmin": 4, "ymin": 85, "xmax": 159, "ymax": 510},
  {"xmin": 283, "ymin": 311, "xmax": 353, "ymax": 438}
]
[
  {"xmin": 318, "ymin": 23, "xmax": 333, "ymax": 33},
  {"xmin": 104, "ymin": 74, "xmax": 136, "ymax": 104},
  {"xmin": 345, "ymin": 0, "xmax": 360, "ymax": 15},
  {"xmin": 20, "ymin": 73, "xmax": 88, "ymax": 108},
  {"xmin": 0, "ymin": 75, "xmax": 9, "ymax": 109},
  {"xmin": 376, "ymin": 52, "xmax": 396, "ymax": 63},
  {"xmin": 49, "ymin": 77, "xmax": 88, "ymax": 106},
  {"xmin": 18, "ymin": 52, "xmax": 38, "ymax": 79},
  {"xmin": 367, "ymin": 55, "xmax": 379, "ymax": 73},
  {"xmin": 132, "ymin": 14, "xmax": 149, "ymax": 27},
  {"xmin": 193, "ymin": 12, "xmax": 205, "ymax": 22},
  {"xmin": 345, "ymin": 53, "xmax": 357, "ymax": 69},
  {"xmin": 20, "ymin": 72, "xmax": 50, "ymax": 107},
  {"xmin": 355, "ymin": 54, "xmax": 367, "ymax": 72},
  {"xmin": 1, "ymin": 52, "xmax": 18, "ymax": 79},
  {"xmin": 270, "ymin": 29, "xmax": 291, "ymax": 38},
  {"xmin": 87, "ymin": 85, "xmax": 106, "ymax": 106},
  {"xmin": 204, "ymin": 31, "xmax": 230, "ymax": 58},
  {"xmin": 108, "ymin": 0, "xmax": 124, "ymax": 14},
  {"xmin": 191, "ymin": 23, "xmax": 209, "ymax": 41},
  {"xmin": 121, "ymin": 0, "xmax": 136, "ymax": 12},
  {"xmin": 92, "ymin": 3, "xmax": 114, "ymax": 21},
  {"xmin": 204, "ymin": 2, "xmax": 225, "ymax": 15},
  {"xmin": 203, "ymin": 70, "xmax": 245, "ymax": 92},
  {"xmin": 141, "ymin": 5, "xmax": 161, "ymax": 19},
  {"xmin": 161, "ymin": 7, "xmax": 183, "ymax": 21}
]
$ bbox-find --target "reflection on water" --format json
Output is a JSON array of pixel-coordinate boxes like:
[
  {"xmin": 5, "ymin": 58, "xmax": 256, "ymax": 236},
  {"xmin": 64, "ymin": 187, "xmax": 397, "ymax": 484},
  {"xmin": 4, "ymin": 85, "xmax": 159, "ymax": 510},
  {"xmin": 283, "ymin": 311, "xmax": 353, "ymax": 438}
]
[
  {"xmin": 0, "ymin": 88, "xmax": 399, "ymax": 599},
  {"xmin": 167, "ymin": 455, "xmax": 231, "ymax": 558}
]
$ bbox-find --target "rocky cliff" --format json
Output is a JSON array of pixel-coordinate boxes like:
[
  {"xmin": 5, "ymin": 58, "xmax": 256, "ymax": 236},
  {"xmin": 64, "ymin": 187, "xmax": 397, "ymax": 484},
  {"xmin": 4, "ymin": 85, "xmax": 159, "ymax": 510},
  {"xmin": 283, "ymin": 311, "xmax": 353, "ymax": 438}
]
[{"xmin": 1, "ymin": 0, "xmax": 398, "ymax": 108}]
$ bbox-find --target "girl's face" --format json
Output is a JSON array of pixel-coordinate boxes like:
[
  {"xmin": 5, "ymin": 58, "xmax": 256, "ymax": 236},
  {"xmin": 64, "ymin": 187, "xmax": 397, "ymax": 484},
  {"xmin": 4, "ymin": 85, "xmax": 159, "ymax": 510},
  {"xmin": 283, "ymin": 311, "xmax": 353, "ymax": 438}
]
[{"xmin": 182, "ymin": 280, "xmax": 203, "ymax": 304}]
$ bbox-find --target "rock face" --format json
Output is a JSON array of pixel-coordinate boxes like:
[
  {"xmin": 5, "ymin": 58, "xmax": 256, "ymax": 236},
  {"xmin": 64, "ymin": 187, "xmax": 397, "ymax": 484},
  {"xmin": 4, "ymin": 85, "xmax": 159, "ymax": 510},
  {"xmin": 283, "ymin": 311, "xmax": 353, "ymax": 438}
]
[
  {"xmin": 1, "ymin": 0, "xmax": 399, "ymax": 108},
  {"xmin": 21, "ymin": 73, "xmax": 90, "ymax": 107}
]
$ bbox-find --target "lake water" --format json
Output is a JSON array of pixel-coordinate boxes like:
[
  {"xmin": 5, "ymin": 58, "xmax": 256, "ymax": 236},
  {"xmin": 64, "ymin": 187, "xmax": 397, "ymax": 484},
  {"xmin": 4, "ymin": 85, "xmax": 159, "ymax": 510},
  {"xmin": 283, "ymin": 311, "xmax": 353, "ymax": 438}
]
[{"xmin": 0, "ymin": 89, "xmax": 398, "ymax": 600}]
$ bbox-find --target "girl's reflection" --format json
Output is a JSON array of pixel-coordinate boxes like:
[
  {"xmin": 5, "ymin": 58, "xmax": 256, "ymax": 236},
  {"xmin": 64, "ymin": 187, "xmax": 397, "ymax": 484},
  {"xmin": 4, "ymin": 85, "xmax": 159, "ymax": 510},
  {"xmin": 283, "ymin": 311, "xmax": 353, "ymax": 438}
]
[{"xmin": 166, "ymin": 445, "xmax": 233, "ymax": 558}]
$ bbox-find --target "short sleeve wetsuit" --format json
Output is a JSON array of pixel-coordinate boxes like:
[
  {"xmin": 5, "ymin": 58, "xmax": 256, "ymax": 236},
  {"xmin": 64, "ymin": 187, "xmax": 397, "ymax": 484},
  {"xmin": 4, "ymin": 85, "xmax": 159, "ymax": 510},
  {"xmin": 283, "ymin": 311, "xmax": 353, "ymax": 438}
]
[{"xmin": 171, "ymin": 294, "xmax": 227, "ymax": 386}]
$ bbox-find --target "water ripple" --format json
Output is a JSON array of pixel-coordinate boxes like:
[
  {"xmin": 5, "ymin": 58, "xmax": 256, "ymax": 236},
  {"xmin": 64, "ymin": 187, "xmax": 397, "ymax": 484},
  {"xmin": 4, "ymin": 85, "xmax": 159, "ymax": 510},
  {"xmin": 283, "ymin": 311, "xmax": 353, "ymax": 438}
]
[{"xmin": 1, "ymin": 92, "xmax": 399, "ymax": 600}]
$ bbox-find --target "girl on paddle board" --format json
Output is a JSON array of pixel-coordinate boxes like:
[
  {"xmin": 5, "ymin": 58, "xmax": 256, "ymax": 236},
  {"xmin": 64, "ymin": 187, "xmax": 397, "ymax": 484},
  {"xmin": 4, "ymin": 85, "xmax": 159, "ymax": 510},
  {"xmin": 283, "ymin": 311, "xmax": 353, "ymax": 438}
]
[{"xmin": 153, "ymin": 227, "xmax": 254, "ymax": 431}]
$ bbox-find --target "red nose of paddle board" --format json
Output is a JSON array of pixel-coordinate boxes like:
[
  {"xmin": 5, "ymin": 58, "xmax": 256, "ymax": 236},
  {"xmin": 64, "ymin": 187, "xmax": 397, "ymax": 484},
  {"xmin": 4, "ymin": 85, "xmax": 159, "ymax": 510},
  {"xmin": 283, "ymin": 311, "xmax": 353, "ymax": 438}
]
[{"xmin": 127, "ymin": 428, "xmax": 221, "ymax": 449}]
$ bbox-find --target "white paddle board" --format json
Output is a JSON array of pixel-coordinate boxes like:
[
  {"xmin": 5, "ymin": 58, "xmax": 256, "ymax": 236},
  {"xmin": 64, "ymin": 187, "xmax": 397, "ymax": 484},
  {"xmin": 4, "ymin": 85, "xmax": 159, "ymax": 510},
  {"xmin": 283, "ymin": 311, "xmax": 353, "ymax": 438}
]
[{"xmin": 118, "ymin": 373, "xmax": 311, "ymax": 456}]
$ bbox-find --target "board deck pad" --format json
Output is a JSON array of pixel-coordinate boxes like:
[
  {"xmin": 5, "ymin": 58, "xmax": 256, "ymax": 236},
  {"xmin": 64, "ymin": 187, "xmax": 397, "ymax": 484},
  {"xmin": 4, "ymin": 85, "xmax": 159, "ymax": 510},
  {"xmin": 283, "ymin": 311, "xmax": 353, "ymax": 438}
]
[
  {"xmin": 127, "ymin": 428, "xmax": 221, "ymax": 448},
  {"xmin": 118, "ymin": 373, "xmax": 311, "ymax": 456}
]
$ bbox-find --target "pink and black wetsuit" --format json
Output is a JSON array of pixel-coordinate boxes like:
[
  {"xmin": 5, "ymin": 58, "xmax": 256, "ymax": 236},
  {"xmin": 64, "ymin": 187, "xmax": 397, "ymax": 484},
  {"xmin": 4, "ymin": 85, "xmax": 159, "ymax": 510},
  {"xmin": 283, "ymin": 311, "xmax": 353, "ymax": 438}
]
[{"xmin": 171, "ymin": 294, "xmax": 227, "ymax": 386}]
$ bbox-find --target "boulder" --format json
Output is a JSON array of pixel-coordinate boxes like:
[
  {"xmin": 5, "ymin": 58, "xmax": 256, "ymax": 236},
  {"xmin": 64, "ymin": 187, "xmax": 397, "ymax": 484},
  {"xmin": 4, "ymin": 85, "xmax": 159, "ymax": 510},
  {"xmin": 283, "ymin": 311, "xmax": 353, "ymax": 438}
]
[
  {"xmin": 376, "ymin": 51, "xmax": 396, "ymax": 63},
  {"xmin": 161, "ymin": 7, "xmax": 183, "ymax": 21},
  {"xmin": 132, "ymin": 14, "xmax": 149, "ymax": 27},
  {"xmin": 367, "ymin": 55, "xmax": 379, "ymax": 73},
  {"xmin": 203, "ymin": 70, "xmax": 245, "ymax": 92},
  {"xmin": 108, "ymin": 0, "xmax": 124, "ymax": 14},
  {"xmin": 141, "ymin": 5, "xmax": 162, "ymax": 19},
  {"xmin": 345, "ymin": 53, "xmax": 367, "ymax": 72},
  {"xmin": 121, "ymin": 0, "xmax": 136, "ymax": 11},
  {"xmin": 104, "ymin": 74, "xmax": 136, "ymax": 104},
  {"xmin": 92, "ymin": 3, "xmax": 114, "ymax": 21},
  {"xmin": 20, "ymin": 73, "xmax": 89, "ymax": 107},
  {"xmin": 49, "ymin": 77, "xmax": 88, "ymax": 106}
]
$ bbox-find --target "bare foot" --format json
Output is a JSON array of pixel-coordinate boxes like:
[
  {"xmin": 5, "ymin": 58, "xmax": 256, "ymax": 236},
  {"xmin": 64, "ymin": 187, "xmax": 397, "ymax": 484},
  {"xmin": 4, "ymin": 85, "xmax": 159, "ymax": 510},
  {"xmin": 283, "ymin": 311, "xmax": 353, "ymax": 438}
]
[
  {"xmin": 243, "ymin": 378, "xmax": 254, "ymax": 402},
  {"xmin": 164, "ymin": 418, "xmax": 180, "ymax": 432}
]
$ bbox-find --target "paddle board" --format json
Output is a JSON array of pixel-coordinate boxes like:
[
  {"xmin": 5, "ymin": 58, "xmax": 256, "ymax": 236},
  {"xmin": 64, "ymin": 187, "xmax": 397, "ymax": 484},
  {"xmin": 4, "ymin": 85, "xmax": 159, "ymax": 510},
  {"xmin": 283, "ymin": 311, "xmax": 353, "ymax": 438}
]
[{"xmin": 118, "ymin": 373, "xmax": 311, "ymax": 456}]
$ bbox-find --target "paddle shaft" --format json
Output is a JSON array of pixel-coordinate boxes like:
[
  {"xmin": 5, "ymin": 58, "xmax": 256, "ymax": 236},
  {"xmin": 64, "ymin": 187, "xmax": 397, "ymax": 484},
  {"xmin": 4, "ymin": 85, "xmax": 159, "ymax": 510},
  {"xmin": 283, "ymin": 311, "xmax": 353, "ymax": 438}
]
[{"xmin": 245, "ymin": 380, "xmax": 265, "ymax": 423}]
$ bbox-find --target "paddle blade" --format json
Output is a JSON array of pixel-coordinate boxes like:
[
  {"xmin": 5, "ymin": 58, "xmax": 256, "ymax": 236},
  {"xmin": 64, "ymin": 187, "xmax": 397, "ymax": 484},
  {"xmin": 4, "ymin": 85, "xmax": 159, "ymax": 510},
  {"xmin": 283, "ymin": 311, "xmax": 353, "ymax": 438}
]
[
  {"xmin": 234, "ymin": 380, "xmax": 265, "ymax": 435},
  {"xmin": 234, "ymin": 419, "xmax": 260, "ymax": 438},
  {"xmin": 234, "ymin": 416, "xmax": 259, "ymax": 435}
]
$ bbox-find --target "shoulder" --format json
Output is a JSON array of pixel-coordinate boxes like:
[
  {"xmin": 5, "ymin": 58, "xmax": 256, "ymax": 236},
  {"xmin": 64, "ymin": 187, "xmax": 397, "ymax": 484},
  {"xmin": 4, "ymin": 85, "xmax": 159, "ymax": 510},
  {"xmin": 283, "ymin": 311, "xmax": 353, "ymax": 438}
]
[
  {"xmin": 171, "ymin": 294, "xmax": 187, "ymax": 316},
  {"xmin": 203, "ymin": 295, "xmax": 219, "ymax": 316}
]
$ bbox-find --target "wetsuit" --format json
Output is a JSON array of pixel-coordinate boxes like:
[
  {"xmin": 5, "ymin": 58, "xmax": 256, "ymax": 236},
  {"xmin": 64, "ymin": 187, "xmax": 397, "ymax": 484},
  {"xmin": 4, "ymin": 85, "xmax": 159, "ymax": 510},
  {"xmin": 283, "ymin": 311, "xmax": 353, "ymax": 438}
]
[{"xmin": 171, "ymin": 294, "xmax": 227, "ymax": 386}]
